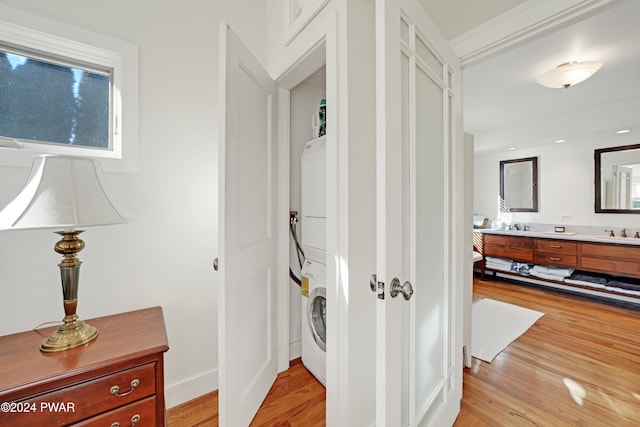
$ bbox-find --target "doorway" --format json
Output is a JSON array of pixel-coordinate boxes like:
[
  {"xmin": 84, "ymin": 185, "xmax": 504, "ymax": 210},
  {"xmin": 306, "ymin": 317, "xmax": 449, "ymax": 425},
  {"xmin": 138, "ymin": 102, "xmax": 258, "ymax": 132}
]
[{"xmin": 288, "ymin": 64, "xmax": 327, "ymax": 369}]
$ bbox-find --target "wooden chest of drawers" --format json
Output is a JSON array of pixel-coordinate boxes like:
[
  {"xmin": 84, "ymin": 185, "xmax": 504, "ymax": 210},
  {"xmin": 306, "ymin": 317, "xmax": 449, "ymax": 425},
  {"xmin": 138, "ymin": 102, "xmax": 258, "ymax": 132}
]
[{"xmin": 0, "ymin": 307, "xmax": 169, "ymax": 426}]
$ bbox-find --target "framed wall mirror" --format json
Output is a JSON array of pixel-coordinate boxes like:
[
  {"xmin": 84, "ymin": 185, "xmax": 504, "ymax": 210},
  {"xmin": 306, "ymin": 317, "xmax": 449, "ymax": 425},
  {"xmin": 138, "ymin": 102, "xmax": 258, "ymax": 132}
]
[
  {"xmin": 595, "ymin": 144, "xmax": 640, "ymax": 213},
  {"xmin": 500, "ymin": 157, "xmax": 538, "ymax": 212}
]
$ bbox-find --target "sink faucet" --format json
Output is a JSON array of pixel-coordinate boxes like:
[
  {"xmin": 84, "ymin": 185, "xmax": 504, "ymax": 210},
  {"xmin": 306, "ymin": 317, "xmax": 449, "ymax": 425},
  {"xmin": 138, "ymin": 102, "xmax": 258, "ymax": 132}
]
[
  {"xmin": 605, "ymin": 229, "xmax": 614, "ymax": 237},
  {"xmin": 621, "ymin": 228, "xmax": 627, "ymax": 238}
]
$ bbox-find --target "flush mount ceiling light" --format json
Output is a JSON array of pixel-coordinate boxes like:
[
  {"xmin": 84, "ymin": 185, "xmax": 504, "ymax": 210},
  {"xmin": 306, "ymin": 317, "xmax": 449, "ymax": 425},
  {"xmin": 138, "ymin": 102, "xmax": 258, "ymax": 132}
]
[{"xmin": 536, "ymin": 61, "xmax": 603, "ymax": 89}]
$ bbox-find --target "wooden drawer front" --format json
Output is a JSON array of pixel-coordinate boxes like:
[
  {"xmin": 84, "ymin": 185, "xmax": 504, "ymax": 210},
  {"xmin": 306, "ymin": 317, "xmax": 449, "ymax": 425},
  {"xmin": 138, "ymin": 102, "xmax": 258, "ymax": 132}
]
[
  {"xmin": 580, "ymin": 257, "xmax": 640, "ymax": 278},
  {"xmin": 1, "ymin": 363, "xmax": 156, "ymax": 427},
  {"xmin": 486, "ymin": 246, "xmax": 534, "ymax": 261},
  {"xmin": 534, "ymin": 253, "xmax": 577, "ymax": 269},
  {"xmin": 72, "ymin": 395, "xmax": 156, "ymax": 427},
  {"xmin": 535, "ymin": 239, "xmax": 577, "ymax": 255},
  {"xmin": 484, "ymin": 235, "xmax": 534, "ymax": 262},
  {"xmin": 580, "ymin": 243, "xmax": 640, "ymax": 262},
  {"xmin": 579, "ymin": 243, "xmax": 640, "ymax": 277},
  {"xmin": 485, "ymin": 234, "xmax": 533, "ymax": 249}
]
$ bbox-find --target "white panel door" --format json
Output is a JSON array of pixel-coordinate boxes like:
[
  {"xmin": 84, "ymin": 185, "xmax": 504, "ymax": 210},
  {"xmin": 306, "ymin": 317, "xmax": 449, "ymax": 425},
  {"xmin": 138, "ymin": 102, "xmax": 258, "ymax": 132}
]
[
  {"xmin": 218, "ymin": 23, "xmax": 278, "ymax": 427},
  {"xmin": 375, "ymin": 1, "xmax": 463, "ymax": 426}
]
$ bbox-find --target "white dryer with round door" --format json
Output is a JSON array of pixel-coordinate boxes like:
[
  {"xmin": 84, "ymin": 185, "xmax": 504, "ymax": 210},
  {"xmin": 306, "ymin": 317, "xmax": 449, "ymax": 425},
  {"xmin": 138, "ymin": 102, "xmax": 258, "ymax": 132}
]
[{"xmin": 301, "ymin": 258, "xmax": 326, "ymax": 386}]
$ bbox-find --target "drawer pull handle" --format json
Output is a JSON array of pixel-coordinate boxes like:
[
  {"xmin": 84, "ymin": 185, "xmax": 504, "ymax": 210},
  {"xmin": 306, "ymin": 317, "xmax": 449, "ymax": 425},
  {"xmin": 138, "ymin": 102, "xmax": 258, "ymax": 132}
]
[
  {"xmin": 110, "ymin": 415, "xmax": 140, "ymax": 427},
  {"xmin": 110, "ymin": 379, "xmax": 140, "ymax": 397},
  {"xmin": 550, "ymin": 245, "xmax": 561, "ymax": 248},
  {"xmin": 550, "ymin": 257, "xmax": 561, "ymax": 261}
]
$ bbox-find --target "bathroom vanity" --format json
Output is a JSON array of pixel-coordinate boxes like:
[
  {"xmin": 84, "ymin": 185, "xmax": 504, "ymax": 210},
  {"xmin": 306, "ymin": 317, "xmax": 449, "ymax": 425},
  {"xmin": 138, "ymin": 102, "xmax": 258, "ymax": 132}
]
[{"xmin": 476, "ymin": 229, "xmax": 640, "ymax": 304}]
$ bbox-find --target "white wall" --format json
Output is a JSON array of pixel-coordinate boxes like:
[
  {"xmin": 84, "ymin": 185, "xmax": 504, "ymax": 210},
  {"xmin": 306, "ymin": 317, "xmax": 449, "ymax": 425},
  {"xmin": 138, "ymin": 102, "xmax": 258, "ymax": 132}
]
[
  {"xmin": 0, "ymin": 0, "xmax": 266, "ymax": 408},
  {"xmin": 474, "ymin": 134, "xmax": 640, "ymax": 229}
]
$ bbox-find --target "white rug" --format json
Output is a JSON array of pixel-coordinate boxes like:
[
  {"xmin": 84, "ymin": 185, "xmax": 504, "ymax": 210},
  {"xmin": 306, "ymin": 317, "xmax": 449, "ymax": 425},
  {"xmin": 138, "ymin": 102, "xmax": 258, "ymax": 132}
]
[{"xmin": 471, "ymin": 298, "xmax": 544, "ymax": 363}]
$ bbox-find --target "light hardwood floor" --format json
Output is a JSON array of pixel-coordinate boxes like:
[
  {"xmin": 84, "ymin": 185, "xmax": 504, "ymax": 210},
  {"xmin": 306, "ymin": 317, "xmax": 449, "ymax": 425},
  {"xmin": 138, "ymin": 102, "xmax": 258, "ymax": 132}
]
[{"xmin": 167, "ymin": 276, "xmax": 640, "ymax": 426}]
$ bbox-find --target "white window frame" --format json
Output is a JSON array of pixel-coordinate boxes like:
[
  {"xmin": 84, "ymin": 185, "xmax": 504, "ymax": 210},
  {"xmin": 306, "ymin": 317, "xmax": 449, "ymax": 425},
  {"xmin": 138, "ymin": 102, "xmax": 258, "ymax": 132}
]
[{"xmin": 0, "ymin": 4, "xmax": 139, "ymax": 173}]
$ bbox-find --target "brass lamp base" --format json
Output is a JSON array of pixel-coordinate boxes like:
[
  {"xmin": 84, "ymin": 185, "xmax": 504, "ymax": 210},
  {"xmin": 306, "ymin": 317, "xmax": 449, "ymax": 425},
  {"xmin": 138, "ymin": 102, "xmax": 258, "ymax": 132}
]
[
  {"xmin": 39, "ymin": 230, "xmax": 98, "ymax": 352},
  {"xmin": 40, "ymin": 314, "xmax": 98, "ymax": 352}
]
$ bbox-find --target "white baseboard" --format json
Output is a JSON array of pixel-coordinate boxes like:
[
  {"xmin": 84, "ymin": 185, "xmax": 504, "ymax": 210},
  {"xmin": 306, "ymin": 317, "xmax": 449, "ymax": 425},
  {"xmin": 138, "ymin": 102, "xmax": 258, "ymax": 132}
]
[
  {"xmin": 290, "ymin": 338, "xmax": 301, "ymax": 360},
  {"xmin": 165, "ymin": 340, "xmax": 303, "ymax": 409},
  {"xmin": 165, "ymin": 369, "xmax": 218, "ymax": 409}
]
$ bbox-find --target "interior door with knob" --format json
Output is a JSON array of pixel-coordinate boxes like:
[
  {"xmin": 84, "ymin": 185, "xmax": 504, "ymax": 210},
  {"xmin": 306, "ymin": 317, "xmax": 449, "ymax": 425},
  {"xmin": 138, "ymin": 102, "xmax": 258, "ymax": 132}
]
[
  {"xmin": 375, "ymin": 1, "xmax": 463, "ymax": 425},
  {"xmin": 217, "ymin": 23, "xmax": 278, "ymax": 427}
]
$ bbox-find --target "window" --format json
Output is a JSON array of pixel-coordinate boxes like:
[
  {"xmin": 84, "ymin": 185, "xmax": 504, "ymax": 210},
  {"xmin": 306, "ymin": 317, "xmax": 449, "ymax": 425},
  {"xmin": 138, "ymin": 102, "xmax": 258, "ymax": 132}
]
[
  {"xmin": 1, "ymin": 50, "xmax": 110, "ymax": 149},
  {"xmin": 0, "ymin": 4, "xmax": 139, "ymax": 172}
]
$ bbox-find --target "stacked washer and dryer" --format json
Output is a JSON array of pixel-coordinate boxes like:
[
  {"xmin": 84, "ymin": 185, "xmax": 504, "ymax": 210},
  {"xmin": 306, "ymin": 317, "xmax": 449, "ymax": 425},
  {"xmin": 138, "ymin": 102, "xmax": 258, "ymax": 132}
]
[{"xmin": 300, "ymin": 135, "xmax": 327, "ymax": 386}]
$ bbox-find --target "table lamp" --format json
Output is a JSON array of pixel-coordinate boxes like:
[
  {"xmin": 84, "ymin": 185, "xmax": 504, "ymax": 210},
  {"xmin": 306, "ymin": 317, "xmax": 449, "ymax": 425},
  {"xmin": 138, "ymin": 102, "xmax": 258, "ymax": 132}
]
[{"xmin": 0, "ymin": 155, "xmax": 130, "ymax": 352}]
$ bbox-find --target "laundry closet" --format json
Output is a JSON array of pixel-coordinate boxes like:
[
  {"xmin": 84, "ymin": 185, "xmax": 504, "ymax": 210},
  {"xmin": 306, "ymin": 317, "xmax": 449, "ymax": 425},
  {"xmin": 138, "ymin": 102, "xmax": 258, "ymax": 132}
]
[
  {"xmin": 220, "ymin": 1, "xmax": 385, "ymax": 423},
  {"xmin": 288, "ymin": 65, "xmax": 327, "ymax": 386}
]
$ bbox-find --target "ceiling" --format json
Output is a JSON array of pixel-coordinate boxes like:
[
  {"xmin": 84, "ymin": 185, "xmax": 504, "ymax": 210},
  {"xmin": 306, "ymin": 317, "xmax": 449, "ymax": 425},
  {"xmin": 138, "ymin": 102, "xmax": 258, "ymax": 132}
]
[{"xmin": 420, "ymin": 0, "xmax": 640, "ymax": 153}]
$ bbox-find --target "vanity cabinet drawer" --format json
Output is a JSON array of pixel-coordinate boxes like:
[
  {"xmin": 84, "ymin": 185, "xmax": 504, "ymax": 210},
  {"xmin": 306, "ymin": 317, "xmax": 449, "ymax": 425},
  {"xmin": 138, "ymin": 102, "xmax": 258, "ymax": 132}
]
[
  {"xmin": 580, "ymin": 257, "xmax": 640, "ymax": 277},
  {"xmin": 579, "ymin": 243, "xmax": 640, "ymax": 278},
  {"xmin": 535, "ymin": 239, "xmax": 577, "ymax": 255},
  {"xmin": 580, "ymin": 243, "xmax": 640, "ymax": 261},
  {"xmin": 534, "ymin": 239, "xmax": 578, "ymax": 268},
  {"xmin": 484, "ymin": 235, "xmax": 534, "ymax": 262},
  {"xmin": 534, "ymin": 253, "xmax": 577, "ymax": 268}
]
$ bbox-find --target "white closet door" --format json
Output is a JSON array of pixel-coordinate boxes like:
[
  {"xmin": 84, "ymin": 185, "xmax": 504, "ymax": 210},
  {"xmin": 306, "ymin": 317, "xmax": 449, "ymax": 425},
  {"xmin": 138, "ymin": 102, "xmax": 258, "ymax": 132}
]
[{"xmin": 218, "ymin": 23, "xmax": 278, "ymax": 427}]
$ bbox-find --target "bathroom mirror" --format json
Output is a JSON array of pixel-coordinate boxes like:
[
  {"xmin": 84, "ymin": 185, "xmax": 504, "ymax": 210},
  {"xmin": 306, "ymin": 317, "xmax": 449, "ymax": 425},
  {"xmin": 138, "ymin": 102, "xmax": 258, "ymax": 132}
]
[
  {"xmin": 499, "ymin": 157, "xmax": 538, "ymax": 212},
  {"xmin": 595, "ymin": 144, "xmax": 640, "ymax": 213}
]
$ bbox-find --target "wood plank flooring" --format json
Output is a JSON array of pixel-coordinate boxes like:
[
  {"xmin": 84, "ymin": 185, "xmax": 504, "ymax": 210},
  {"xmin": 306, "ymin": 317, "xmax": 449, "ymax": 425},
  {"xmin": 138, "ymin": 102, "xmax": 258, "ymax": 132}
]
[
  {"xmin": 457, "ymin": 277, "xmax": 640, "ymax": 426},
  {"xmin": 167, "ymin": 358, "xmax": 325, "ymax": 427},
  {"xmin": 167, "ymin": 276, "xmax": 640, "ymax": 426}
]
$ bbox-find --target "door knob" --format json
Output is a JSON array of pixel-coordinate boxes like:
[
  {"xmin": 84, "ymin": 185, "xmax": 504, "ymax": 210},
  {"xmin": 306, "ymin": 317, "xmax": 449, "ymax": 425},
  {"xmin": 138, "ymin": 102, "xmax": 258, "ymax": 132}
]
[
  {"xmin": 390, "ymin": 278, "xmax": 413, "ymax": 300},
  {"xmin": 213, "ymin": 257, "xmax": 219, "ymax": 271}
]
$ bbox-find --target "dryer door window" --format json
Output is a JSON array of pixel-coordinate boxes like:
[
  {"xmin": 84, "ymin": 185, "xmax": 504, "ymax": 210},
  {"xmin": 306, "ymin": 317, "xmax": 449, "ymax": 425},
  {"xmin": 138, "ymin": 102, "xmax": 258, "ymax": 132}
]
[{"xmin": 307, "ymin": 287, "xmax": 327, "ymax": 352}]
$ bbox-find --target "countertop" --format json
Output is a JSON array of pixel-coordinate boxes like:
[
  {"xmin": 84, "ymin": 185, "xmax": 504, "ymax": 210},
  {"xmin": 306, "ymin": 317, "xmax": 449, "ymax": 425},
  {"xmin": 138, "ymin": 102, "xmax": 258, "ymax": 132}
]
[{"xmin": 478, "ymin": 228, "xmax": 640, "ymax": 246}]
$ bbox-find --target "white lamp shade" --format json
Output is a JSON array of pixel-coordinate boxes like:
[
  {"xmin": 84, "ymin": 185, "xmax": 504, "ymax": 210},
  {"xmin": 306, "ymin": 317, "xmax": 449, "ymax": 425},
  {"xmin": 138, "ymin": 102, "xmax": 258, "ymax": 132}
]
[
  {"xmin": 536, "ymin": 61, "xmax": 603, "ymax": 88},
  {"xmin": 0, "ymin": 155, "xmax": 131, "ymax": 230}
]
